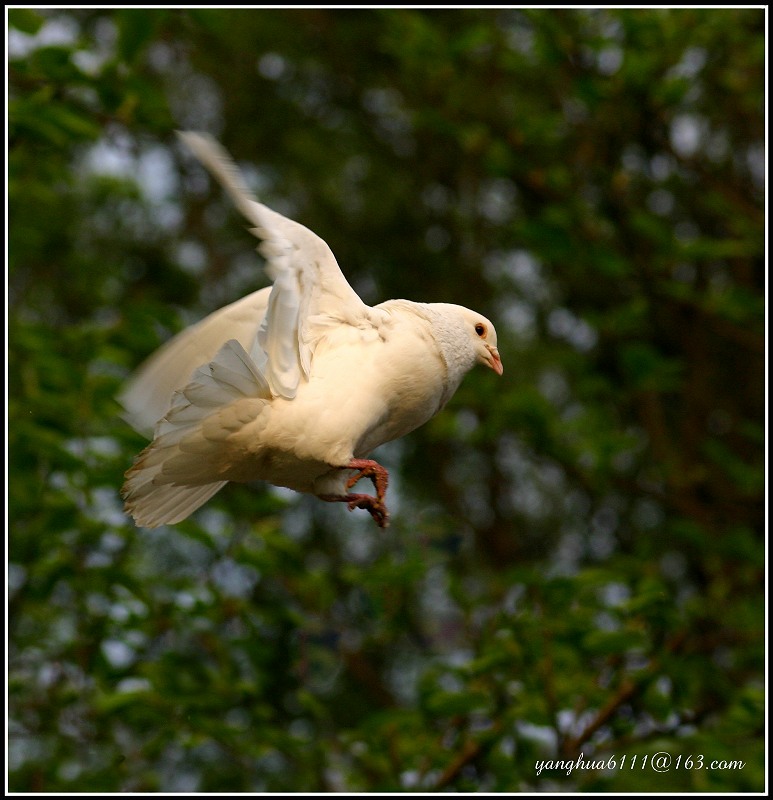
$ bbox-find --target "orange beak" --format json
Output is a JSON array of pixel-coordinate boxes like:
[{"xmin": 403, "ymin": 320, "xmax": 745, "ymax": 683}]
[{"xmin": 485, "ymin": 345, "xmax": 503, "ymax": 376}]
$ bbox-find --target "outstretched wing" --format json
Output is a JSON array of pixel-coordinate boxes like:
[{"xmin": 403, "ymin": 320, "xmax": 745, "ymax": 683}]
[
  {"xmin": 178, "ymin": 131, "xmax": 372, "ymax": 399},
  {"xmin": 119, "ymin": 287, "xmax": 271, "ymax": 438}
]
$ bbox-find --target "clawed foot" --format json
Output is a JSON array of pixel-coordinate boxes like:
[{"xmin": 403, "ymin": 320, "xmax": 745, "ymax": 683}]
[
  {"xmin": 319, "ymin": 459, "xmax": 391, "ymax": 528},
  {"xmin": 345, "ymin": 492, "xmax": 390, "ymax": 527}
]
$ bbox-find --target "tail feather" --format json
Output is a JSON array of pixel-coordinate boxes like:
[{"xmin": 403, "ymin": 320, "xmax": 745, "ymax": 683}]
[{"xmin": 124, "ymin": 481, "xmax": 228, "ymax": 528}]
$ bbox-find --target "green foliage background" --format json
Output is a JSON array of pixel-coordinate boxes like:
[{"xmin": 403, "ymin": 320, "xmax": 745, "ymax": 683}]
[{"xmin": 8, "ymin": 8, "xmax": 765, "ymax": 792}]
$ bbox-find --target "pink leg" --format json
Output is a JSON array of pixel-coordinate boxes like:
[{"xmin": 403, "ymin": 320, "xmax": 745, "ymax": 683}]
[{"xmin": 319, "ymin": 459, "xmax": 390, "ymax": 528}]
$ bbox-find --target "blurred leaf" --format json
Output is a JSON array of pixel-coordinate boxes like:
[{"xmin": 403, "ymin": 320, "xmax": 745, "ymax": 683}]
[{"xmin": 8, "ymin": 8, "xmax": 45, "ymax": 34}]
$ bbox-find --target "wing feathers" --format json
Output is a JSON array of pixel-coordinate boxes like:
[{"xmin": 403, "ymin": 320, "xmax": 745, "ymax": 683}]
[
  {"xmin": 119, "ymin": 287, "xmax": 271, "ymax": 437},
  {"xmin": 123, "ymin": 339, "xmax": 270, "ymax": 527},
  {"xmin": 177, "ymin": 131, "xmax": 370, "ymax": 400},
  {"xmin": 177, "ymin": 131, "xmax": 259, "ymax": 224}
]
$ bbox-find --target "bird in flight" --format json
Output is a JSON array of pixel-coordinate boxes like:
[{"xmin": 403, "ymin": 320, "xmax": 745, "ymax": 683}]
[{"xmin": 122, "ymin": 132, "xmax": 502, "ymax": 528}]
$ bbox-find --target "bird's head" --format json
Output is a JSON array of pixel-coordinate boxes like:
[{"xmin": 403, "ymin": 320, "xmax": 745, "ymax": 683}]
[
  {"xmin": 455, "ymin": 306, "xmax": 503, "ymax": 376},
  {"xmin": 425, "ymin": 303, "xmax": 503, "ymax": 377}
]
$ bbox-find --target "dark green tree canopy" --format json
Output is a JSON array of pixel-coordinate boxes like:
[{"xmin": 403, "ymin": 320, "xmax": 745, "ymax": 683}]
[{"xmin": 8, "ymin": 8, "xmax": 765, "ymax": 792}]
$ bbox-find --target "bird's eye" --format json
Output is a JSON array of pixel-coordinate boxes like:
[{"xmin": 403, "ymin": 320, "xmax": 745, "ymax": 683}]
[{"xmin": 475, "ymin": 323, "xmax": 487, "ymax": 338}]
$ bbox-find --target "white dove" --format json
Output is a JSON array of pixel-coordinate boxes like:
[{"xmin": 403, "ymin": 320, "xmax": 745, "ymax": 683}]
[{"xmin": 121, "ymin": 132, "xmax": 502, "ymax": 529}]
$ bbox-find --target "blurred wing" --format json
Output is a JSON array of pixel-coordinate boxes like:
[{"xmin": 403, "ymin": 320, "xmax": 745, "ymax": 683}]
[
  {"xmin": 119, "ymin": 287, "xmax": 270, "ymax": 437},
  {"xmin": 178, "ymin": 131, "xmax": 371, "ymax": 399}
]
